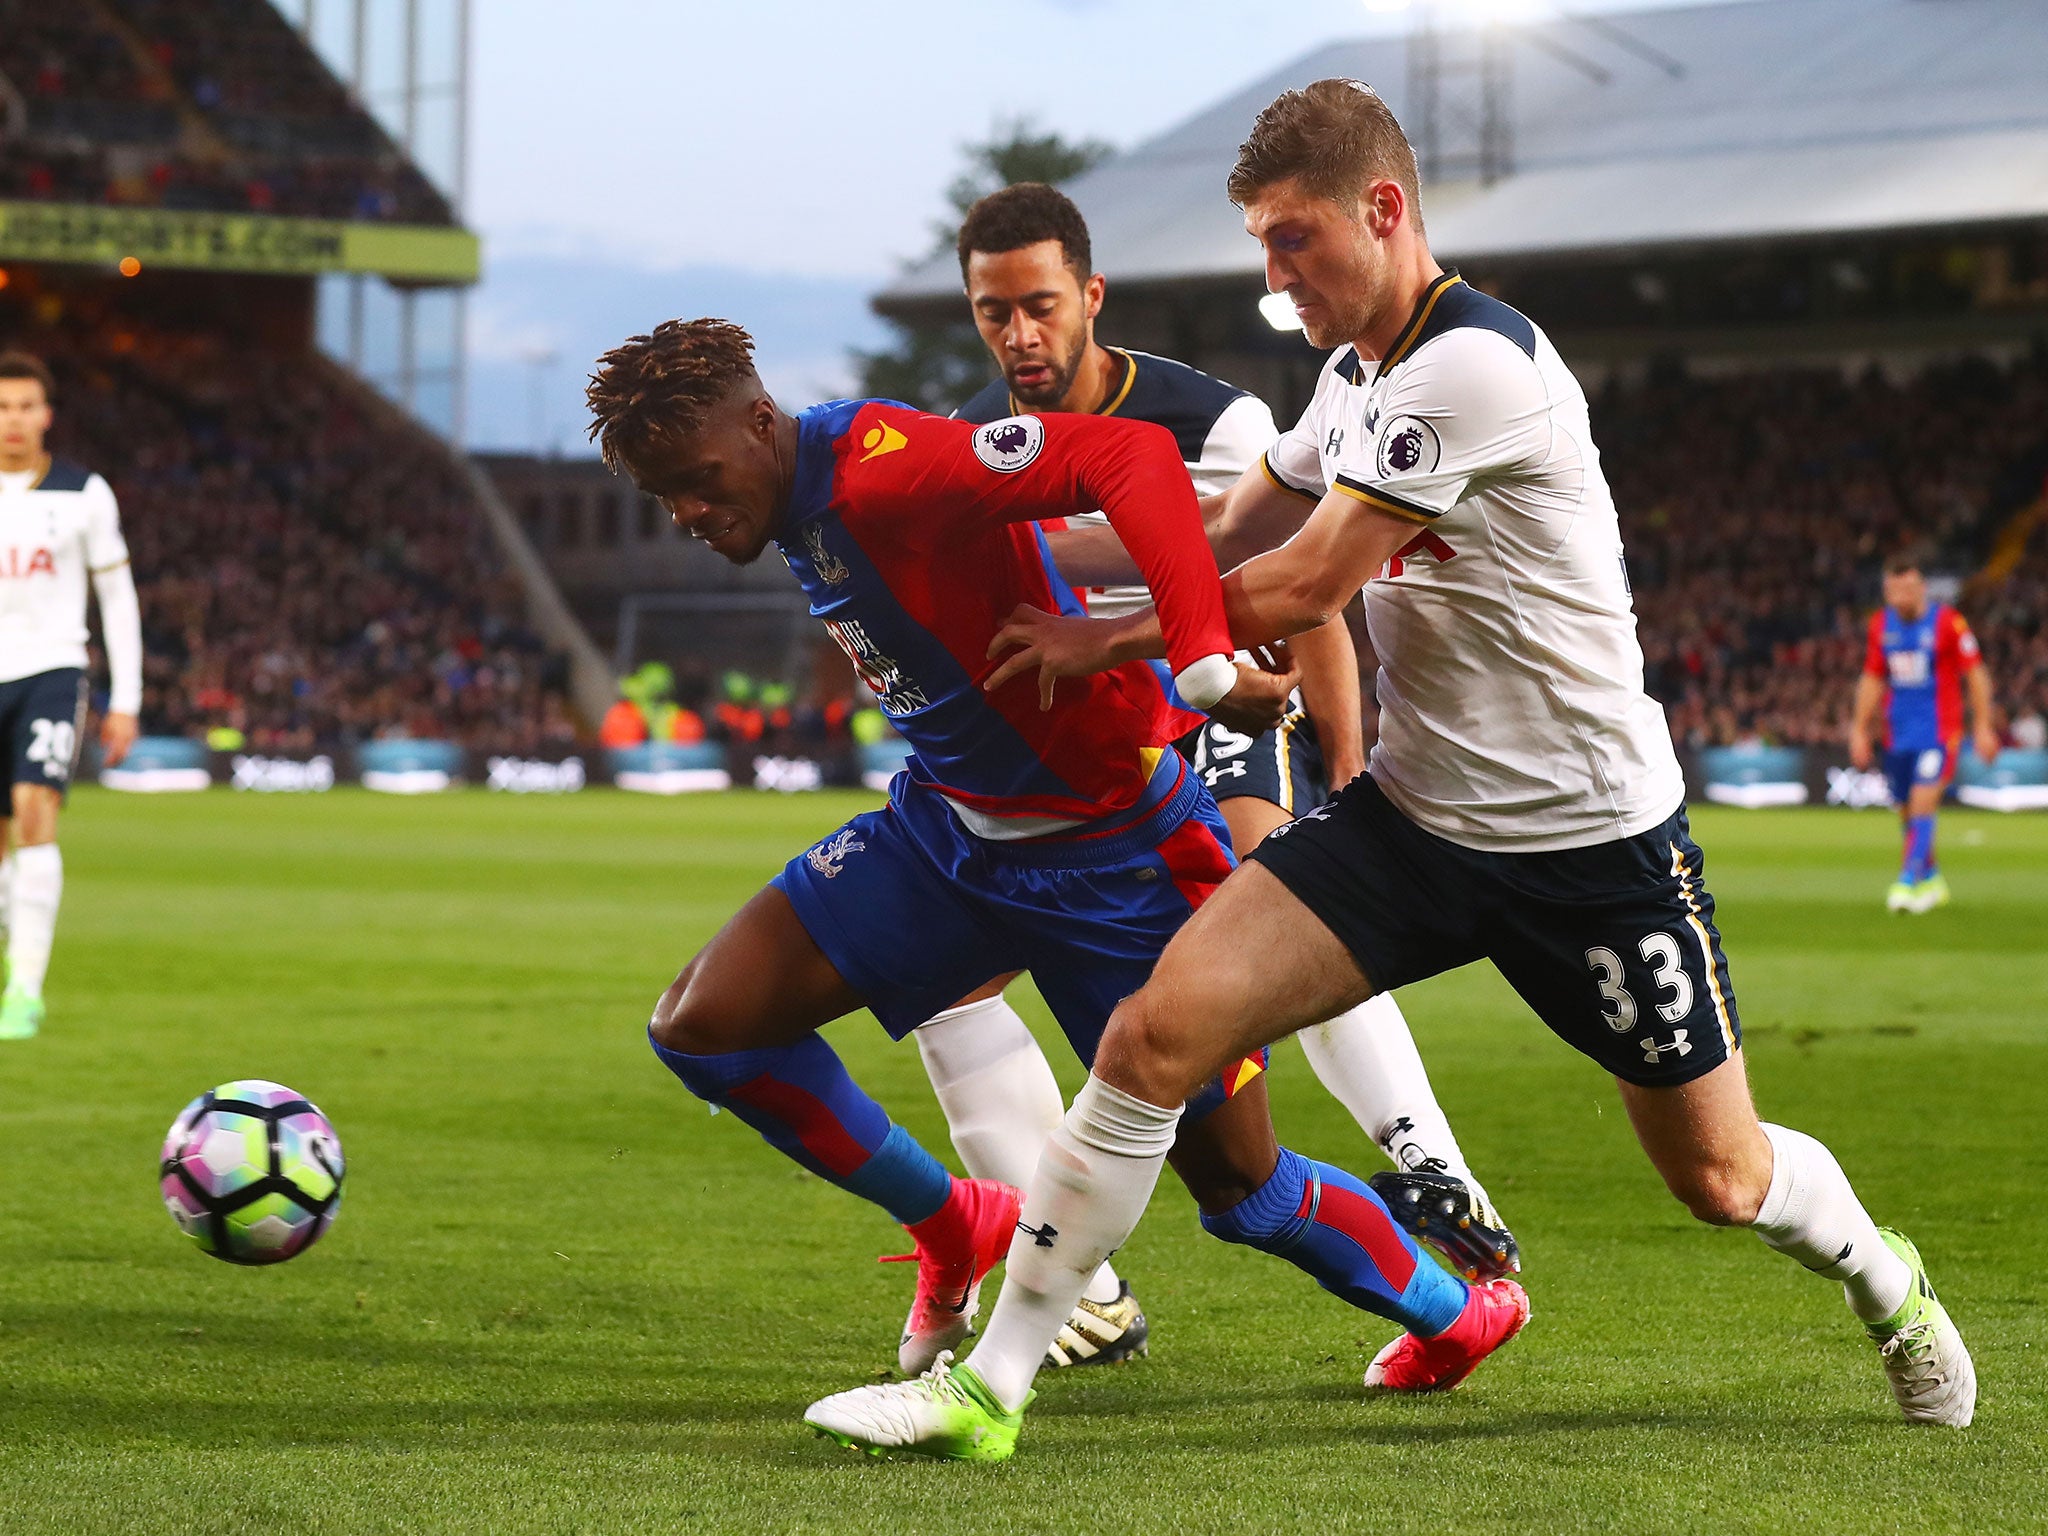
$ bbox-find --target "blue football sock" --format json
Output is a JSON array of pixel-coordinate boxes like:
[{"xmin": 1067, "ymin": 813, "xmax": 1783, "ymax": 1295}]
[
  {"xmin": 1903, "ymin": 814, "xmax": 1936, "ymax": 883},
  {"xmin": 1201, "ymin": 1146, "xmax": 1468, "ymax": 1337},
  {"xmin": 650, "ymin": 1030, "xmax": 951, "ymax": 1226}
]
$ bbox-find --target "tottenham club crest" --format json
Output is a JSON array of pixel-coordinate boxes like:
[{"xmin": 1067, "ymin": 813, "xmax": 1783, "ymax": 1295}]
[
  {"xmin": 805, "ymin": 828, "xmax": 866, "ymax": 879},
  {"xmin": 1375, "ymin": 415, "xmax": 1441, "ymax": 479},
  {"xmin": 972, "ymin": 415, "xmax": 1046, "ymax": 474}
]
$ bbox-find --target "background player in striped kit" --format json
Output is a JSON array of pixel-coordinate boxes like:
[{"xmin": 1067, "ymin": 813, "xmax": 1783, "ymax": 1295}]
[
  {"xmin": 0, "ymin": 351, "xmax": 143, "ymax": 1040},
  {"xmin": 910, "ymin": 184, "xmax": 1515, "ymax": 1369},
  {"xmin": 1849, "ymin": 546, "xmax": 2001, "ymax": 912}
]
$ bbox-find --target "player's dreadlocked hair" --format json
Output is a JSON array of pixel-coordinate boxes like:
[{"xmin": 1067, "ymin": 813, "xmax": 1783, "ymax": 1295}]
[
  {"xmin": 586, "ymin": 318, "xmax": 758, "ymax": 474},
  {"xmin": 1228, "ymin": 78, "xmax": 1425, "ymax": 235}
]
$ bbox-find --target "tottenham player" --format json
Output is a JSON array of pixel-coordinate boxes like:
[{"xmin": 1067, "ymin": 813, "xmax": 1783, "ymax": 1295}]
[
  {"xmin": 810, "ymin": 78, "xmax": 1971, "ymax": 1457},
  {"xmin": 912, "ymin": 183, "xmax": 1515, "ymax": 1369},
  {"xmin": 0, "ymin": 352, "xmax": 142, "ymax": 1040},
  {"xmin": 1849, "ymin": 547, "xmax": 1999, "ymax": 912}
]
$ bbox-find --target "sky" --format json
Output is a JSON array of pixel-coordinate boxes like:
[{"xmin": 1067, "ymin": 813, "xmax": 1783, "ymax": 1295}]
[{"xmin": 455, "ymin": 0, "xmax": 1726, "ymax": 450}]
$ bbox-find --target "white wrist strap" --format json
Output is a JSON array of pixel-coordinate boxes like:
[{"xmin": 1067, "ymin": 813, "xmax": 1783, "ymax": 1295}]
[{"xmin": 1174, "ymin": 653, "xmax": 1237, "ymax": 710}]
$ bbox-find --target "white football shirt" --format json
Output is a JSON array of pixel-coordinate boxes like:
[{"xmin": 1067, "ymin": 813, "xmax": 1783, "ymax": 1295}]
[
  {"xmin": 0, "ymin": 457, "xmax": 139, "ymax": 709},
  {"xmin": 1264, "ymin": 273, "xmax": 1684, "ymax": 852}
]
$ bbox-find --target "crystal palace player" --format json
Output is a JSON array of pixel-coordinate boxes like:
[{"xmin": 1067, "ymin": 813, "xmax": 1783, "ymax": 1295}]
[
  {"xmin": 1850, "ymin": 547, "xmax": 1999, "ymax": 913},
  {"xmin": 811, "ymin": 79, "xmax": 1971, "ymax": 1457},
  {"xmin": 0, "ymin": 351, "xmax": 142, "ymax": 1040},
  {"xmin": 587, "ymin": 320, "xmax": 1519, "ymax": 1460},
  {"xmin": 910, "ymin": 182, "xmax": 1516, "ymax": 1371}
]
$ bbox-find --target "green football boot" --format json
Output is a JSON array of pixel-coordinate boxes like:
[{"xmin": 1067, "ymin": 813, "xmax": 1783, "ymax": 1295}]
[
  {"xmin": 1910, "ymin": 873, "xmax": 1952, "ymax": 913},
  {"xmin": 1867, "ymin": 1228, "xmax": 1975, "ymax": 1427},
  {"xmin": 1885, "ymin": 879, "xmax": 1917, "ymax": 913},
  {"xmin": 0, "ymin": 988, "xmax": 43, "ymax": 1041},
  {"xmin": 804, "ymin": 1353, "xmax": 1029, "ymax": 1462}
]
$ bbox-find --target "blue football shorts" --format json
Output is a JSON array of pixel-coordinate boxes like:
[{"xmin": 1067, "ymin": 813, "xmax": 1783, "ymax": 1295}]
[{"xmin": 773, "ymin": 765, "xmax": 1268, "ymax": 1118}]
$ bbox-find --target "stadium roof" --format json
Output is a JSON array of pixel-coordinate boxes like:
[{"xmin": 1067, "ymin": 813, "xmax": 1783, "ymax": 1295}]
[{"xmin": 876, "ymin": 0, "xmax": 2048, "ymax": 309}]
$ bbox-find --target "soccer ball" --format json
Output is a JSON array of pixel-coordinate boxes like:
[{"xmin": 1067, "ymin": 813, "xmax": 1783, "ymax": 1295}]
[{"xmin": 159, "ymin": 1080, "xmax": 345, "ymax": 1265}]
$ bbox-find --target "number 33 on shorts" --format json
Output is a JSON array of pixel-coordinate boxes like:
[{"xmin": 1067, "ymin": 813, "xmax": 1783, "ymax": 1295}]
[{"xmin": 1585, "ymin": 929, "xmax": 1725, "ymax": 1069}]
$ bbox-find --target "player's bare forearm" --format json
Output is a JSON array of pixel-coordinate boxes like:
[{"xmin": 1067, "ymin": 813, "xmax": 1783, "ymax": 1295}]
[
  {"xmin": 1037, "ymin": 464, "xmax": 1320, "ymax": 589},
  {"xmin": 1040, "ymin": 522, "xmax": 1140, "ymax": 586},
  {"xmin": 1848, "ymin": 675, "xmax": 1884, "ymax": 768},
  {"xmin": 986, "ymin": 491, "xmax": 1409, "ymax": 703},
  {"xmin": 1967, "ymin": 667, "xmax": 2000, "ymax": 760},
  {"xmin": 1209, "ymin": 464, "xmax": 1321, "ymax": 571},
  {"xmin": 1291, "ymin": 611, "xmax": 1366, "ymax": 786},
  {"xmin": 1218, "ymin": 491, "xmax": 1414, "ymax": 645}
]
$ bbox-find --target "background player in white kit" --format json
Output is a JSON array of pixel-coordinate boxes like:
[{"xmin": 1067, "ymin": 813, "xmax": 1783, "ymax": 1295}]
[
  {"xmin": 0, "ymin": 351, "xmax": 143, "ymax": 1040},
  {"xmin": 810, "ymin": 78, "xmax": 1972, "ymax": 1458},
  {"xmin": 903, "ymin": 183, "xmax": 1515, "ymax": 1373}
]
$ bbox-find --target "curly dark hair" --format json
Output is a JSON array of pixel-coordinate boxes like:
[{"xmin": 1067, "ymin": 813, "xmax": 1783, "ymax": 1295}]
[
  {"xmin": 954, "ymin": 182, "xmax": 1092, "ymax": 284},
  {"xmin": 586, "ymin": 318, "xmax": 757, "ymax": 474}
]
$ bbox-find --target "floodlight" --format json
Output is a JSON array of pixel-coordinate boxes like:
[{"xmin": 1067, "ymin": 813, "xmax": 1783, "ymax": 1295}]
[{"xmin": 1259, "ymin": 292, "xmax": 1306, "ymax": 332}]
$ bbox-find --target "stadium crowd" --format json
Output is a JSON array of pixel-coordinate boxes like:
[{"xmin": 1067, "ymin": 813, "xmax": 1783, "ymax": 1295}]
[
  {"xmin": 1596, "ymin": 351, "xmax": 2048, "ymax": 749},
  {"xmin": 16, "ymin": 307, "xmax": 573, "ymax": 755},
  {"xmin": 0, "ymin": 0, "xmax": 451, "ymax": 224}
]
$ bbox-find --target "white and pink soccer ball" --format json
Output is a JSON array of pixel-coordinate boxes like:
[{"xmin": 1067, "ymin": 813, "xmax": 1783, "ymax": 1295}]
[{"xmin": 160, "ymin": 1080, "xmax": 344, "ymax": 1265}]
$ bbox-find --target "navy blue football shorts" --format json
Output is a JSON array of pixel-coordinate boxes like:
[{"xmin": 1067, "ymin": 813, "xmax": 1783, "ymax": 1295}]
[
  {"xmin": 1882, "ymin": 740, "xmax": 1957, "ymax": 806},
  {"xmin": 773, "ymin": 763, "xmax": 1269, "ymax": 1119},
  {"xmin": 0, "ymin": 667, "xmax": 87, "ymax": 804},
  {"xmin": 1176, "ymin": 704, "xmax": 1328, "ymax": 818},
  {"xmin": 1249, "ymin": 773, "xmax": 1741, "ymax": 1088}
]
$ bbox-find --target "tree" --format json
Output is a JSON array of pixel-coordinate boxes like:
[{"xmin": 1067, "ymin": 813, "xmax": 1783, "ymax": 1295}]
[{"xmin": 855, "ymin": 120, "xmax": 1114, "ymax": 413}]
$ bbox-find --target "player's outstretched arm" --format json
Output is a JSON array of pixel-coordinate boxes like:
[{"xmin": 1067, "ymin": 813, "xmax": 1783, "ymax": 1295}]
[
  {"xmin": 1290, "ymin": 610, "xmax": 1366, "ymax": 789},
  {"xmin": 87, "ymin": 480, "xmax": 143, "ymax": 767},
  {"xmin": 956, "ymin": 411, "xmax": 1239, "ymax": 709},
  {"xmin": 1965, "ymin": 661, "xmax": 1999, "ymax": 764},
  {"xmin": 1037, "ymin": 460, "xmax": 1319, "ymax": 587},
  {"xmin": 987, "ymin": 488, "xmax": 1412, "ymax": 703},
  {"xmin": 1848, "ymin": 675, "xmax": 1885, "ymax": 770}
]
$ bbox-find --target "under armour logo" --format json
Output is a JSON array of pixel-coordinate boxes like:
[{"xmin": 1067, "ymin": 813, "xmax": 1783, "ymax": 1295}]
[
  {"xmin": 1639, "ymin": 1029, "xmax": 1692, "ymax": 1066},
  {"xmin": 1018, "ymin": 1220, "xmax": 1059, "ymax": 1249},
  {"xmin": 1377, "ymin": 1116, "xmax": 1415, "ymax": 1153},
  {"xmin": 1324, "ymin": 426, "xmax": 1344, "ymax": 457}
]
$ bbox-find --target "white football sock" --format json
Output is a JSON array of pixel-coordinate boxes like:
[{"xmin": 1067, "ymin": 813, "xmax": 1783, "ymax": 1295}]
[
  {"xmin": 0, "ymin": 847, "xmax": 12, "ymax": 937},
  {"xmin": 917, "ymin": 995, "xmax": 1123, "ymax": 1306},
  {"xmin": 6, "ymin": 843, "xmax": 61, "ymax": 998},
  {"xmin": 1753, "ymin": 1122, "xmax": 1912, "ymax": 1325},
  {"xmin": 1299, "ymin": 993, "xmax": 1494, "ymax": 1207},
  {"xmin": 964, "ymin": 1075, "xmax": 1181, "ymax": 1410}
]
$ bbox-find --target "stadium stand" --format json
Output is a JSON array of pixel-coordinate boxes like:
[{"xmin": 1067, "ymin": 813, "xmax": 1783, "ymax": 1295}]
[
  {"xmin": 874, "ymin": 0, "xmax": 2048, "ymax": 759},
  {"xmin": 1, "ymin": 281, "xmax": 576, "ymax": 754},
  {"xmin": 0, "ymin": 0, "xmax": 583, "ymax": 761},
  {"xmin": 0, "ymin": 0, "xmax": 451, "ymax": 222},
  {"xmin": 1605, "ymin": 351, "xmax": 2048, "ymax": 748}
]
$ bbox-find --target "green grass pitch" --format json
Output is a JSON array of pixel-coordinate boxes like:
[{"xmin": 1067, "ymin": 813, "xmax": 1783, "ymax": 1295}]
[{"xmin": 1, "ymin": 788, "xmax": 2043, "ymax": 1534}]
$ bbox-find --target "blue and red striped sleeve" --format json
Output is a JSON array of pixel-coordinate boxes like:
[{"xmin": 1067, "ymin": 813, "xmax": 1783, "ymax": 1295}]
[
  {"xmin": 829, "ymin": 404, "xmax": 1233, "ymax": 681},
  {"xmin": 1937, "ymin": 608, "xmax": 1981, "ymax": 674}
]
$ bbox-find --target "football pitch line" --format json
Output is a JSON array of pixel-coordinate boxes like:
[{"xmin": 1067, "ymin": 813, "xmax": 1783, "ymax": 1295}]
[{"xmin": 0, "ymin": 790, "xmax": 2042, "ymax": 1533}]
